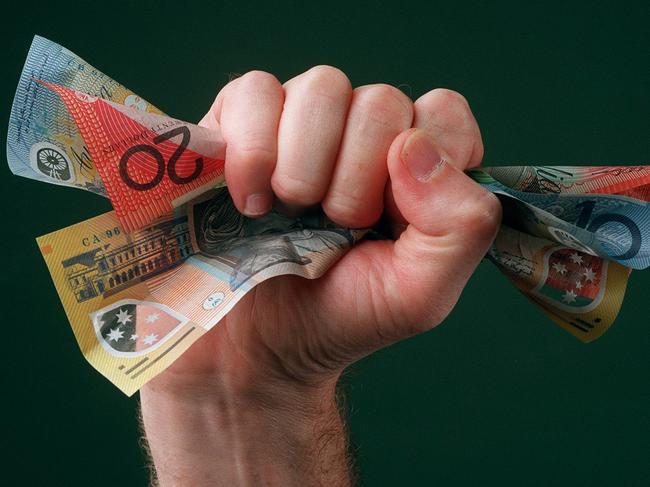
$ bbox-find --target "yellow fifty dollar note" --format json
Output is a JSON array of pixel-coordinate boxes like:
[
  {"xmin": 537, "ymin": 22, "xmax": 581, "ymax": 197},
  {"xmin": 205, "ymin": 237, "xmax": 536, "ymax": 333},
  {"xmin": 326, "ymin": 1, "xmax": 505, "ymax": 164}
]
[{"xmin": 37, "ymin": 189, "xmax": 362, "ymax": 395}]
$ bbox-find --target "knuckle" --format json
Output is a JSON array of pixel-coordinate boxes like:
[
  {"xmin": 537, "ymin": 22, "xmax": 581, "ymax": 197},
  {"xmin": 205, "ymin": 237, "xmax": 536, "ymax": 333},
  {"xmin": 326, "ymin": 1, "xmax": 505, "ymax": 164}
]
[
  {"xmin": 234, "ymin": 140, "xmax": 276, "ymax": 167},
  {"xmin": 353, "ymin": 84, "xmax": 413, "ymax": 124},
  {"xmin": 233, "ymin": 71, "xmax": 283, "ymax": 104},
  {"xmin": 297, "ymin": 65, "xmax": 352, "ymax": 98},
  {"xmin": 271, "ymin": 173, "xmax": 324, "ymax": 207},
  {"xmin": 456, "ymin": 190, "xmax": 502, "ymax": 240},
  {"xmin": 415, "ymin": 88, "xmax": 473, "ymax": 125},
  {"xmin": 472, "ymin": 138, "xmax": 485, "ymax": 165},
  {"xmin": 430, "ymin": 88, "xmax": 470, "ymax": 109},
  {"xmin": 322, "ymin": 191, "xmax": 382, "ymax": 228},
  {"xmin": 238, "ymin": 70, "xmax": 282, "ymax": 92}
]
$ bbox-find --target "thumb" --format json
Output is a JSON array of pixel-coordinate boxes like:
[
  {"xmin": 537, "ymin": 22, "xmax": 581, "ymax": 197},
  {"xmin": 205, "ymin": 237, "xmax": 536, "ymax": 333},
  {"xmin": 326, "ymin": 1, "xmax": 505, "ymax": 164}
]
[{"xmin": 385, "ymin": 128, "xmax": 502, "ymax": 332}]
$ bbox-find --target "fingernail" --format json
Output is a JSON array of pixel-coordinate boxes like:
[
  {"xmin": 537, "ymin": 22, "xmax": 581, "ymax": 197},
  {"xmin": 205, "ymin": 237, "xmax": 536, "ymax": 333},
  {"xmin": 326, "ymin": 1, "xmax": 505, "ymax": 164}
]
[
  {"xmin": 401, "ymin": 130, "xmax": 444, "ymax": 182},
  {"xmin": 244, "ymin": 192, "xmax": 272, "ymax": 217}
]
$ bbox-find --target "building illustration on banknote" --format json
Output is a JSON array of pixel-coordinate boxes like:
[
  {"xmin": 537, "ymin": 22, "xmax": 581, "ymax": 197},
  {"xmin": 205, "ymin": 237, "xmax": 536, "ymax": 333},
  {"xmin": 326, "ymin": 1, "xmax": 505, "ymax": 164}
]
[
  {"xmin": 61, "ymin": 189, "xmax": 356, "ymax": 303},
  {"xmin": 62, "ymin": 216, "xmax": 193, "ymax": 303}
]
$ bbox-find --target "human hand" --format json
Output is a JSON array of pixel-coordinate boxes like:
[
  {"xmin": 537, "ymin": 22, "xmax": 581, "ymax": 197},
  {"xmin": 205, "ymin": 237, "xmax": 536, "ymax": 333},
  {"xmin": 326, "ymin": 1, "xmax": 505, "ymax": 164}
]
[{"xmin": 140, "ymin": 66, "xmax": 501, "ymax": 486}]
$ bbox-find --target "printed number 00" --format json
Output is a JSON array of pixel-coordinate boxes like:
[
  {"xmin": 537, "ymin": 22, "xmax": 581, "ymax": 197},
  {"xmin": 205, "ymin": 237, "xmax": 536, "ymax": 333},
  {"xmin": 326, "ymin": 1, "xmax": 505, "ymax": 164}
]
[{"xmin": 119, "ymin": 126, "xmax": 203, "ymax": 190}]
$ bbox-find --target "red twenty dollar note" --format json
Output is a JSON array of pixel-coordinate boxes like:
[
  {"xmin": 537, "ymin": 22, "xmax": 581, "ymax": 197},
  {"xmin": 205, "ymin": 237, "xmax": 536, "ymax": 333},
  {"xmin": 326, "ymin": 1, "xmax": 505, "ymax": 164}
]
[{"xmin": 38, "ymin": 81, "xmax": 226, "ymax": 232}]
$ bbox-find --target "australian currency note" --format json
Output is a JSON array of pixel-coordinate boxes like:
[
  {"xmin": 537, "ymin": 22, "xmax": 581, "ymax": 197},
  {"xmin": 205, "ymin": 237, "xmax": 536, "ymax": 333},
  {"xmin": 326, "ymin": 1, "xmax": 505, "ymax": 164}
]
[{"xmin": 8, "ymin": 36, "xmax": 650, "ymax": 394}]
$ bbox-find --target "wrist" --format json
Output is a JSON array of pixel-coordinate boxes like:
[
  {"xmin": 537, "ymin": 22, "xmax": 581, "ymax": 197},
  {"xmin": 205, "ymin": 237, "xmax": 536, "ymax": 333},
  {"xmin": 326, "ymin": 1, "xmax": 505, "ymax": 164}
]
[{"xmin": 140, "ymin": 371, "xmax": 352, "ymax": 486}]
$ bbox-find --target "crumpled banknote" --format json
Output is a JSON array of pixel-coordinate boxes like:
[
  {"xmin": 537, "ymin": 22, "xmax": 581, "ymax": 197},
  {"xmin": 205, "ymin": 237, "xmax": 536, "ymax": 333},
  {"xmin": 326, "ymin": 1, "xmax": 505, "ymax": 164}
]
[{"xmin": 8, "ymin": 36, "xmax": 649, "ymax": 394}]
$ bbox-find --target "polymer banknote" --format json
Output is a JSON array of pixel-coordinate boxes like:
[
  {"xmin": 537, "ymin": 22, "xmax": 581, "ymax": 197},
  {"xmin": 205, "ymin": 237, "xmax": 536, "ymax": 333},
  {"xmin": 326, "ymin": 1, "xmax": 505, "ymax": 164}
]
[
  {"xmin": 471, "ymin": 169, "xmax": 650, "ymax": 269},
  {"xmin": 36, "ymin": 179, "xmax": 643, "ymax": 394},
  {"xmin": 37, "ymin": 189, "xmax": 365, "ymax": 395},
  {"xmin": 40, "ymin": 81, "xmax": 226, "ymax": 232},
  {"xmin": 7, "ymin": 36, "xmax": 650, "ymax": 394},
  {"xmin": 487, "ymin": 225, "xmax": 631, "ymax": 341},
  {"xmin": 484, "ymin": 165, "xmax": 650, "ymax": 198},
  {"xmin": 32, "ymin": 77, "xmax": 650, "ymax": 269},
  {"xmin": 7, "ymin": 35, "xmax": 164, "ymax": 196}
]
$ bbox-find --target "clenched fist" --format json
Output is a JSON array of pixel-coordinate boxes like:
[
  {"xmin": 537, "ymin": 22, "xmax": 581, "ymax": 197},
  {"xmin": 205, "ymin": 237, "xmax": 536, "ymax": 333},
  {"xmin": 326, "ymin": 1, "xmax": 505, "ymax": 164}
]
[{"xmin": 141, "ymin": 66, "xmax": 502, "ymax": 487}]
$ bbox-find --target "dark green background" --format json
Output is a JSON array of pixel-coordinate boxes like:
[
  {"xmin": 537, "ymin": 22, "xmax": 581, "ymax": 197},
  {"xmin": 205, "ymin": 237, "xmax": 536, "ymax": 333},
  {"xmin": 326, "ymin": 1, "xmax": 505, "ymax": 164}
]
[{"xmin": 2, "ymin": 1, "xmax": 648, "ymax": 485}]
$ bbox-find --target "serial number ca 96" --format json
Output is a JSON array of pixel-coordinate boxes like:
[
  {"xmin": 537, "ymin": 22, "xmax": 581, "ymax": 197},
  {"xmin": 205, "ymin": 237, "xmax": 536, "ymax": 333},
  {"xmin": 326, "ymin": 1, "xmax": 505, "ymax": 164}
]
[{"xmin": 82, "ymin": 227, "xmax": 121, "ymax": 247}]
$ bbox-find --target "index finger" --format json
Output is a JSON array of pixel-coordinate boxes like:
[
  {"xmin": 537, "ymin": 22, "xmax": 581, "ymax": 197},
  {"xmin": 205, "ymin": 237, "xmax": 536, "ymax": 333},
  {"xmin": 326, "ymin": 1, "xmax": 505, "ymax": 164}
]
[{"xmin": 412, "ymin": 88, "xmax": 484, "ymax": 170}]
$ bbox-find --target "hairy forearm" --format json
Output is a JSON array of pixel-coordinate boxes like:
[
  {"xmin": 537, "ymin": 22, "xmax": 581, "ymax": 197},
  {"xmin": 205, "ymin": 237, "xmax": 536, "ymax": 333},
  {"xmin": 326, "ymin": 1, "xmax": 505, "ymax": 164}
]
[{"xmin": 140, "ymin": 376, "xmax": 353, "ymax": 487}]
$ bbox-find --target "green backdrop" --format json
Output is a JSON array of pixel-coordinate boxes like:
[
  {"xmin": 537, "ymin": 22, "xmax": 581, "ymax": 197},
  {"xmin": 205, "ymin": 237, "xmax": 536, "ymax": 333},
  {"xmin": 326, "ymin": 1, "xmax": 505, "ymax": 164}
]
[{"xmin": 1, "ymin": 1, "xmax": 648, "ymax": 485}]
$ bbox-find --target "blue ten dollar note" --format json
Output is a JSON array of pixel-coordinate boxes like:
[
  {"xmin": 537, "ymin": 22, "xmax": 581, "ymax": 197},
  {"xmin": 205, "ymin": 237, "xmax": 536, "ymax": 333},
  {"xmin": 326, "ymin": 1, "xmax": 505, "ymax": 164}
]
[{"xmin": 470, "ymin": 171, "xmax": 650, "ymax": 270}]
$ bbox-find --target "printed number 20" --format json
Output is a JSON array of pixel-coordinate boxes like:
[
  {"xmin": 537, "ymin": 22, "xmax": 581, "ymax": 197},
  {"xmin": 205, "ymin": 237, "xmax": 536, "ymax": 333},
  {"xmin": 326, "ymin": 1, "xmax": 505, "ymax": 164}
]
[{"xmin": 119, "ymin": 126, "xmax": 203, "ymax": 190}]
